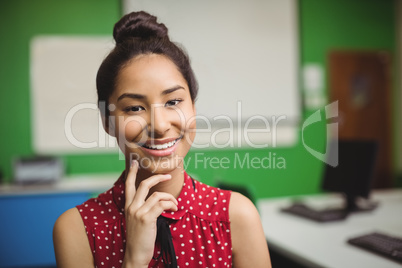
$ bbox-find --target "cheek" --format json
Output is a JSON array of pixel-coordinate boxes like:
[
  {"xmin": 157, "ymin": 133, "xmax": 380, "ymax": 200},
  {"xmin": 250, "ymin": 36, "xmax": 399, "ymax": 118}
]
[
  {"xmin": 114, "ymin": 115, "xmax": 147, "ymax": 144},
  {"xmin": 171, "ymin": 105, "xmax": 195, "ymax": 128},
  {"xmin": 181, "ymin": 106, "xmax": 197, "ymax": 143}
]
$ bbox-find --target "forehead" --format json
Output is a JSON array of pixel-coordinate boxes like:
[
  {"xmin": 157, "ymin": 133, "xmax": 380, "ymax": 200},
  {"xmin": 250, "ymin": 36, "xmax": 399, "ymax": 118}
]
[{"xmin": 115, "ymin": 54, "xmax": 188, "ymax": 95}]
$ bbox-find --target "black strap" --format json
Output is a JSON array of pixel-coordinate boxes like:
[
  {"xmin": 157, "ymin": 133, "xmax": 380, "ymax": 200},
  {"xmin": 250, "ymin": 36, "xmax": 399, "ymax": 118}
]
[
  {"xmin": 154, "ymin": 178, "xmax": 196, "ymax": 267},
  {"xmin": 155, "ymin": 216, "xmax": 177, "ymax": 267},
  {"xmin": 191, "ymin": 178, "xmax": 196, "ymax": 190}
]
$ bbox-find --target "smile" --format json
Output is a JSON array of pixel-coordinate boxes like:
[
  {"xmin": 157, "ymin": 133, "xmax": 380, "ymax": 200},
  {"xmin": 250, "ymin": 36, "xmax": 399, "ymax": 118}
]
[{"xmin": 142, "ymin": 137, "xmax": 181, "ymax": 150}]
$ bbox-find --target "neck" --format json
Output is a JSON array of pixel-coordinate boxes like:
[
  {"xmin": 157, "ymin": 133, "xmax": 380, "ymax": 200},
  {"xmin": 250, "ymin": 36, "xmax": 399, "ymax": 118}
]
[{"xmin": 124, "ymin": 161, "xmax": 185, "ymax": 199}]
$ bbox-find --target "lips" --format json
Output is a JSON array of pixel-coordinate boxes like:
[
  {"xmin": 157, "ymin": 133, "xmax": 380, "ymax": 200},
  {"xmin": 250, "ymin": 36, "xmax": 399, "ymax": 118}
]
[
  {"xmin": 142, "ymin": 137, "xmax": 181, "ymax": 150},
  {"xmin": 139, "ymin": 137, "xmax": 182, "ymax": 157}
]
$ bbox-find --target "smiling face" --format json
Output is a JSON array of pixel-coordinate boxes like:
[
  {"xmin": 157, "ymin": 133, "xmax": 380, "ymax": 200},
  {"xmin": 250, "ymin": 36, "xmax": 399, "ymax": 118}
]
[{"xmin": 106, "ymin": 54, "xmax": 196, "ymax": 174}]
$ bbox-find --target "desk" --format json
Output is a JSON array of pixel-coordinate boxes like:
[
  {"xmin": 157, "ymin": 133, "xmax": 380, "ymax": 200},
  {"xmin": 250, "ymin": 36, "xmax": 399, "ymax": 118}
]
[
  {"xmin": 0, "ymin": 173, "xmax": 118, "ymax": 268},
  {"xmin": 257, "ymin": 189, "xmax": 402, "ymax": 268}
]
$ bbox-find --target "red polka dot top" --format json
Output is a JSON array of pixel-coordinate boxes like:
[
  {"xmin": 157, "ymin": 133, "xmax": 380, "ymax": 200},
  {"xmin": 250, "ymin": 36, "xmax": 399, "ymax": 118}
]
[{"xmin": 76, "ymin": 171, "xmax": 233, "ymax": 268}]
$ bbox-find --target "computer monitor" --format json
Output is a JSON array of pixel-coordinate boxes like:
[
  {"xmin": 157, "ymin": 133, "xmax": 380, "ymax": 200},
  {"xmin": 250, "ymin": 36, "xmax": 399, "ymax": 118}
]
[{"xmin": 321, "ymin": 139, "xmax": 379, "ymax": 212}]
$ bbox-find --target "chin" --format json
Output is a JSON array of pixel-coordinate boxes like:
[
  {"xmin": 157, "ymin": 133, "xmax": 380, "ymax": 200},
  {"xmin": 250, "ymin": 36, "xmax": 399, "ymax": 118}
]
[
  {"xmin": 138, "ymin": 155, "xmax": 184, "ymax": 174},
  {"xmin": 124, "ymin": 147, "xmax": 184, "ymax": 171}
]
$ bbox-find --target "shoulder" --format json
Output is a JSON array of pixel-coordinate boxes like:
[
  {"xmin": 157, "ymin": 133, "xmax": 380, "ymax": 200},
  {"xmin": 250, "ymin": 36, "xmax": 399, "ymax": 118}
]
[
  {"xmin": 76, "ymin": 189, "xmax": 123, "ymax": 228},
  {"xmin": 187, "ymin": 179, "xmax": 231, "ymax": 221},
  {"xmin": 194, "ymin": 179, "xmax": 231, "ymax": 200},
  {"xmin": 229, "ymin": 192, "xmax": 272, "ymax": 267},
  {"xmin": 53, "ymin": 208, "xmax": 94, "ymax": 267},
  {"xmin": 229, "ymin": 191, "xmax": 260, "ymax": 224},
  {"xmin": 53, "ymin": 207, "xmax": 84, "ymax": 238}
]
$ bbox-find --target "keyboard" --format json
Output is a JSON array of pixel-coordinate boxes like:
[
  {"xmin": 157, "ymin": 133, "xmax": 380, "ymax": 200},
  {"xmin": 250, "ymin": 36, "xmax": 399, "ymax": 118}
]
[
  {"xmin": 348, "ymin": 232, "xmax": 402, "ymax": 264},
  {"xmin": 280, "ymin": 203, "xmax": 348, "ymax": 222}
]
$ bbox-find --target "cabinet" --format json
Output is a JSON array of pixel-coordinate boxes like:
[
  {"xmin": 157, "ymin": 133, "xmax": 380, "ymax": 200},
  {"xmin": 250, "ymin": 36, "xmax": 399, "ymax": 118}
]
[{"xmin": 0, "ymin": 174, "xmax": 117, "ymax": 267}]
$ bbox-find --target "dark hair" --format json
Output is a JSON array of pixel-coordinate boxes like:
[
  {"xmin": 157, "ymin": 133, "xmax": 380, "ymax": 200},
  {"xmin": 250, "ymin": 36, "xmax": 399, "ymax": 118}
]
[{"xmin": 96, "ymin": 11, "xmax": 198, "ymax": 116}]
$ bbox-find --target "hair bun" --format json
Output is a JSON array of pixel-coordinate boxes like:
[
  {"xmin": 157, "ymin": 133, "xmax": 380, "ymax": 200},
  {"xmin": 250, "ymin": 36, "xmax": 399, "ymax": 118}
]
[{"xmin": 113, "ymin": 11, "xmax": 168, "ymax": 44}]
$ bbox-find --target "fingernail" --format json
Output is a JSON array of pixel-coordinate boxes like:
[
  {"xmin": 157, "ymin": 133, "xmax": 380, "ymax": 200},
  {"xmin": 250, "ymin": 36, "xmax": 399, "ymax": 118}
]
[
  {"xmin": 131, "ymin": 160, "xmax": 138, "ymax": 168},
  {"xmin": 165, "ymin": 174, "xmax": 172, "ymax": 179}
]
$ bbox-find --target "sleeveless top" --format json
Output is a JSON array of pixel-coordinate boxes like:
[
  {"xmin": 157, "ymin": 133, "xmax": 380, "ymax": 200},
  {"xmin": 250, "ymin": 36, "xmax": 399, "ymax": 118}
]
[{"xmin": 76, "ymin": 171, "xmax": 233, "ymax": 268}]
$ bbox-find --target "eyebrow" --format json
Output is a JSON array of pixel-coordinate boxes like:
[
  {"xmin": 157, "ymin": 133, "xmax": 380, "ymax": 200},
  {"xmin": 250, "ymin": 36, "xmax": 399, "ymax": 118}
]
[
  {"xmin": 161, "ymin": 85, "xmax": 185, "ymax": 96},
  {"xmin": 117, "ymin": 93, "xmax": 145, "ymax": 102},
  {"xmin": 117, "ymin": 85, "xmax": 185, "ymax": 102}
]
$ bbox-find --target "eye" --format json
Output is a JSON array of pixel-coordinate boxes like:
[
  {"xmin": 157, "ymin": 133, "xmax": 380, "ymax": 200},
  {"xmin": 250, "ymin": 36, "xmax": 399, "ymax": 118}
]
[
  {"xmin": 165, "ymin": 99, "xmax": 183, "ymax": 107},
  {"xmin": 124, "ymin": 106, "xmax": 145, "ymax": 113}
]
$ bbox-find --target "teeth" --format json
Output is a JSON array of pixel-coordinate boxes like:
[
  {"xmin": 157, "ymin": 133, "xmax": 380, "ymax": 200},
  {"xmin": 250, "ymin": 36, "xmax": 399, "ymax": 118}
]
[{"xmin": 144, "ymin": 139, "xmax": 178, "ymax": 150}]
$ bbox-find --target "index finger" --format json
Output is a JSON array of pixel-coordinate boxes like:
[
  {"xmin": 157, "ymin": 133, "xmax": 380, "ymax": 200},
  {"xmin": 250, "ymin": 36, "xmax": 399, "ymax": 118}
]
[{"xmin": 125, "ymin": 160, "xmax": 139, "ymax": 211}]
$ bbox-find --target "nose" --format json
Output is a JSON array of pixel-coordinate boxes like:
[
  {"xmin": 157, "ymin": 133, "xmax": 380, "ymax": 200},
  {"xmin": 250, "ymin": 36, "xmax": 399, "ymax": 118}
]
[{"xmin": 148, "ymin": 104, "xmax": 170, "ymax": 137}]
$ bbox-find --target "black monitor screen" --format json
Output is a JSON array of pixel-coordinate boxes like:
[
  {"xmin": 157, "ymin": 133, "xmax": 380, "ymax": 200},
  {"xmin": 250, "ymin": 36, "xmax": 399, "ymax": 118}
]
[{"xmin": 322, "ymin": 140, "xmax": 378, "ymax": 200}]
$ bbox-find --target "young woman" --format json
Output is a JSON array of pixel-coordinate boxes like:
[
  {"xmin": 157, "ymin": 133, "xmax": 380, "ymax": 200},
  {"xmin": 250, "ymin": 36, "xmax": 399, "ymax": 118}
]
[{"xmin": 53, "ymin": 11, "xmax": 271, "ymax": 268}]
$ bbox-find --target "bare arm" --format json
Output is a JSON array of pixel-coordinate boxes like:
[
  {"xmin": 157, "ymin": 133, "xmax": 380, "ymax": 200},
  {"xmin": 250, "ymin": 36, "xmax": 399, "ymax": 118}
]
[
  {"xmin": 53, "ymin": 208, "xmax": 94, "ymax": 268},
  {"xmin": 230, "ymin": 192, "xmax": 272, "ymax": 268}
]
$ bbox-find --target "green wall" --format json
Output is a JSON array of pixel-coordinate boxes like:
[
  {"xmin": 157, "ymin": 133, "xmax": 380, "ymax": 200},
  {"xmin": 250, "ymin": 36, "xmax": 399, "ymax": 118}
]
[
  {"xmin": 0, "ymin": 0, "xmax": 397, "ymax": 199},
  {"xmin": 0, "ymin": 0, "xmax": 123, "ymax": 178}
]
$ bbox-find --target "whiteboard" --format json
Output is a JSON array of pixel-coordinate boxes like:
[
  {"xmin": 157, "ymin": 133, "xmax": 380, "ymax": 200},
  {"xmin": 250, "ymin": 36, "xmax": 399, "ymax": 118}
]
[
  {"xmin": 124, "ymin": 0, "xmax": 300, "ymax": 120},
  {"xmin": 30, "ymin": 0, "xmax": 300, "ymax": 154},
  {"xmin": 30, "ymin": 36, "xmax": 119, "ymax": 154}
]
